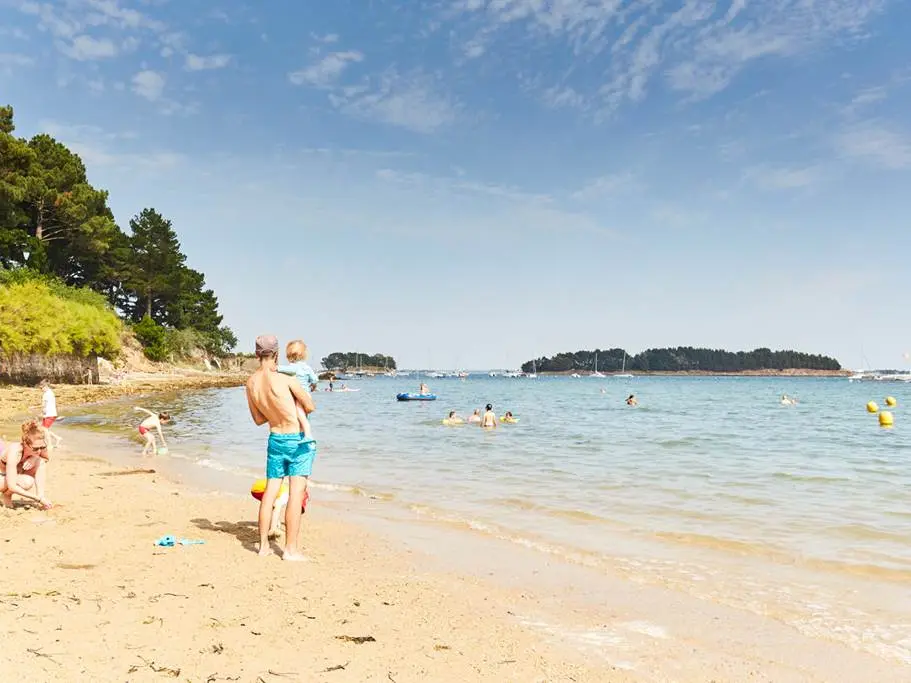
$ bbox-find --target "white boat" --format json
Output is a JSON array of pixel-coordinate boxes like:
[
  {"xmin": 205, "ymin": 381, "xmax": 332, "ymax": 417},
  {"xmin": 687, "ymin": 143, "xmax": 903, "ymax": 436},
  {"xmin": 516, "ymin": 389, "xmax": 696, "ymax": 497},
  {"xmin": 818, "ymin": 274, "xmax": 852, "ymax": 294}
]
[
  {"xmin": 488, "ymin": 371, "xmax": 499, "ymax": 378},
  {"xmin": 503, "ymin": 370, "xmax": 524, "ymax": 378},
  {"xmin": 427, "ymin": 371, "xmax": 445, "ymax": 379},
  {"xmin": 613, "ymin": 352, "xmax": 633, "ymax": 379},
  {"xmin": 570, "ymin": 372, "xmax": 581, "ymax": 378},
  {"xmin": 590, "ymin": 352, "xmax": 605, "ymax": 378},
  {"xmin": 526, "ymin": 360, "xmax": 537, "ymax": 379}
]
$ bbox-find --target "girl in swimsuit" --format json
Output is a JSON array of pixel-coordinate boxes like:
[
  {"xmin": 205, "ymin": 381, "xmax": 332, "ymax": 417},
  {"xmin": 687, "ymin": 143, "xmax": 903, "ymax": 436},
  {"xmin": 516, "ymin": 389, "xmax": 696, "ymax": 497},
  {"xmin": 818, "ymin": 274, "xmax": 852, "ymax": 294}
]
[
  {"xmin": 0, "ymin": 420, "xmax": 52, "ymax": 509},
  {"xmin": 134, "ymin": 407, "xmax": 171, "ymax": 456}
]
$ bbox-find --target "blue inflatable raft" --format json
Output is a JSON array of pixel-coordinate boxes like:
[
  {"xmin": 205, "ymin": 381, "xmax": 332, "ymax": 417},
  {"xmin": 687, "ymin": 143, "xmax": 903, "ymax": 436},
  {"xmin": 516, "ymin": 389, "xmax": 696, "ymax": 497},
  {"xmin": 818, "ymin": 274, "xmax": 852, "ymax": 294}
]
[{"xmin": 396, "ymin": 393, "xmax": 437, "ymax": 401}]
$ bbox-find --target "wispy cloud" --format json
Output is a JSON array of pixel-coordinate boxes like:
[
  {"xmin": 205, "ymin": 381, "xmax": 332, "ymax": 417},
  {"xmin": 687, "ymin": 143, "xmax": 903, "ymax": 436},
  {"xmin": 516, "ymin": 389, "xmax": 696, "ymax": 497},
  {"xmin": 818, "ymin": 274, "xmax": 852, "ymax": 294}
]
[
  {"xmin": 448, "ymin": 0, "xmax": 887, "ymax": 113},
  {"xmin": 376, "ymin": 168, "xmax": 551, "ymax": 203},
  {"xmin": 289, "ymin": 50, "xmax": 364, "ymax": 87},
  {"xmin": 185, "ymin": 53, "xmax": 232, "ymax": 71},
  {"xmin": 572, "ymin": 172, "xmax": 640, "ymax": 200},
  {"xmin": 329, "ymin": 69, "xmax": 460, "ymax": 133},
  {"xmin": 131, "ymin": 69, "xmax": 165, "ymax": 101},
  {"xmin": 837, "ymin": 120, "xmax": 911, "ymax": 170},
  {"xmin": 40, "ymin": 120, "xmax": 184, "ymax": 172},
  {"xmin": 59, "ymin": 34, "xmax": 118, "ymax": 61},
  {"xmin": 0, "ymin": 53, "xmax": 35, "ymax": 69},
  {"xmin": 743, "ymin": 164, "xmax": 825, "ymax": 190}
]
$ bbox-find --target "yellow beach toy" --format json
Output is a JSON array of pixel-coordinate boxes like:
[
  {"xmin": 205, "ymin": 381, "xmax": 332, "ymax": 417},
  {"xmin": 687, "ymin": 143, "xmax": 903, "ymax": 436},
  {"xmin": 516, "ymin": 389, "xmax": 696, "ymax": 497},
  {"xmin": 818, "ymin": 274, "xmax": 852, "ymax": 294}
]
[
  {"xmin": 442, "ymin": 418, "xmax": 464, "ymax": 426},
  {"xmin": 250, "ymin": 479, "xmax": 309, "ymax": 511},
  {"xmin": 499, "ymin": 414, "xmax": 519, "ymax": 424}
]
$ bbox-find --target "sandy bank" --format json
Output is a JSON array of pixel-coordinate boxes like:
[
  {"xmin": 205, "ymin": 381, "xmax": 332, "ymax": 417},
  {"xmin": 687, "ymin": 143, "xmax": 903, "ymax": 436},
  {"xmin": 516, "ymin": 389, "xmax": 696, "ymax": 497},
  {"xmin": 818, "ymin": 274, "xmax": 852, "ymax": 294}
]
[
  {"xmin": 0, "ymin": 450, "xmax": 629, "ymax": 683},
  {"xmin": 0, "ymin": 371, "xmax": 246, "ymax": 422}
]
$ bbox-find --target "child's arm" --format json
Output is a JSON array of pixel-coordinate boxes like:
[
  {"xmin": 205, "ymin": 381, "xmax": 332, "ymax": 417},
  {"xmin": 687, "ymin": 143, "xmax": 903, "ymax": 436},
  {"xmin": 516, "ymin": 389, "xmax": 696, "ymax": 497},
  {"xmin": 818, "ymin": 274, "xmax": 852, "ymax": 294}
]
[
  {"xmin": 276, "ymin": 364, "xmax": 297, "ymax": 376},
  {"xmin": 133, "ymin": 407, "xmax": 155, "ymax": 417}
]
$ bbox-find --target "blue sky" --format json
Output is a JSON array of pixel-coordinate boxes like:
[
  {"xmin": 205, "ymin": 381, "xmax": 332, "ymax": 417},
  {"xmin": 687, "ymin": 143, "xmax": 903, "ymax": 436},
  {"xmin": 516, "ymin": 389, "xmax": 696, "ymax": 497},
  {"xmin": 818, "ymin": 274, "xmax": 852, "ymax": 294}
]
[{"xmin": 2, "ymin": 0, "xmax": 910, "ymax": 370}]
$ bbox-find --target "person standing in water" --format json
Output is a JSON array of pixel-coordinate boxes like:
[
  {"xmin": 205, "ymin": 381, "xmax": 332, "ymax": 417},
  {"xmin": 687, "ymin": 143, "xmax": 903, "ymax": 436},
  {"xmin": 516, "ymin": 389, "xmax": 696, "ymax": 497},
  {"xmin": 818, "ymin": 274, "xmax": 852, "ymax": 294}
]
[
  {"xmin": 245, "ymin": 335, "xmax": 316, "ymax": 561},
  {"xmin": 481, "ymin": 403, "xmax": 497, "ymax": 429},
  {"xmin": 134, "ymin": 407, "xmax": 171, "ymax": 456}
]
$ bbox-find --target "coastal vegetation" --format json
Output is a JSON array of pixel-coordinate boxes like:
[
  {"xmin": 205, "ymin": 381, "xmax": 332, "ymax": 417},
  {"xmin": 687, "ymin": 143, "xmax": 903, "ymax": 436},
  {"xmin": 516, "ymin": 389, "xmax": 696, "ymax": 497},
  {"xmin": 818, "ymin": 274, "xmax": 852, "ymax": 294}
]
[
  {"xmin": 0, "ymin": 105, "xmax": 235, "ymax": 362},
  {"xmin": 321, "ymin": 352, "xmax": 396, "ymax": 371},
  {"xmin": 522, "ymin": 347, "xmax": 842, "ymax": 373}
]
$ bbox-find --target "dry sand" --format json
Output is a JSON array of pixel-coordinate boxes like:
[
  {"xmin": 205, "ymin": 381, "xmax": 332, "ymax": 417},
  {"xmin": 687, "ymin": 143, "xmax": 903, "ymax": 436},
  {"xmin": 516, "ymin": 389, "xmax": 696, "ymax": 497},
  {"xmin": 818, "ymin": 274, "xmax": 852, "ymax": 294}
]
[{"xmin": 0, "ymin": 451, "xmax": 633, "ymax": 683}]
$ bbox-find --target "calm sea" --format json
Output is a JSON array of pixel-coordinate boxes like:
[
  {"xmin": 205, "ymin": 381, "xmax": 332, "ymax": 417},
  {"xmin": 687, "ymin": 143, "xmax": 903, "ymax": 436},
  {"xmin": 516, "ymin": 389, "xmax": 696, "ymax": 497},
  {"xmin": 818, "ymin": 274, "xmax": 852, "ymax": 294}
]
[{"xmin": 63, "ymin": 375, "xmax": 911, "ymax": 665}]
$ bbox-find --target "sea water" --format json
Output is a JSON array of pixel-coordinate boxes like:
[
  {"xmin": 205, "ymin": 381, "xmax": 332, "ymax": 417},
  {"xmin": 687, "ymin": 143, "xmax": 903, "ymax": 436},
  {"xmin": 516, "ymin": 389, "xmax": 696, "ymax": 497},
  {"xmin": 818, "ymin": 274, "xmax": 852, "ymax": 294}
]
[{"xmin": 63, "ymin": 376, "xmax": 911, "ymax": 665}]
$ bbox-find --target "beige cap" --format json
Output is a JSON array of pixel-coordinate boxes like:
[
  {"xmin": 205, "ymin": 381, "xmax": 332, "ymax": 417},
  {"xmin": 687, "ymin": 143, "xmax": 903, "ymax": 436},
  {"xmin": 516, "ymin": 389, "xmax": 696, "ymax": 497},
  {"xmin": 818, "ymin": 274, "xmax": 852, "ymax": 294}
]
[{"xmin": 255, "ymin": 335, "xmax": 278, "ymax": 357}]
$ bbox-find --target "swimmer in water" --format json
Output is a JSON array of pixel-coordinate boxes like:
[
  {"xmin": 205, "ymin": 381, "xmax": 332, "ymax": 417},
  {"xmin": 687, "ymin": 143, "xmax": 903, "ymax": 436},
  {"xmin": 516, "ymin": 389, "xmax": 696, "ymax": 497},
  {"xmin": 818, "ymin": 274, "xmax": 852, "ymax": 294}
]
[
  {"xmin": 467, "ymin": 409, "xmax": 482, "ymax": 424},
  {"xmin": 420, "ymin": 383, "xmax": 430, "ymax": 395},
  {"xmin": 626, "ymin": 394, "xmax": 638, "ymax": 406},
  {"xmin": 481, "ymin": 404, "xmax": 497, "ymax": 429},
  {"xmin": 501, "ymin": 411, "xmax": 517, "ymax": 423},
  {"xmin": 444, "ymin": 410, "xmax": 464, "ymax": 425},
  {"xmin": 780, "ymin": 394, "xmax": 797, "ymax": 406}
]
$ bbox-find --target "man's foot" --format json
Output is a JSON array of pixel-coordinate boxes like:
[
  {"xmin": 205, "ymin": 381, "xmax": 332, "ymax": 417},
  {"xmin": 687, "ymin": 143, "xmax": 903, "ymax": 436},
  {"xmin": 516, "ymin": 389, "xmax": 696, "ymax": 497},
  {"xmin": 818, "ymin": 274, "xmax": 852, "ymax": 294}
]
[
  {"xmin": 282, "ymin": 550, "xmax": 308, "ymax": 562},
  {"xmin": 256, "ymin": 544, "xmax": 274, "ymax": 557}
]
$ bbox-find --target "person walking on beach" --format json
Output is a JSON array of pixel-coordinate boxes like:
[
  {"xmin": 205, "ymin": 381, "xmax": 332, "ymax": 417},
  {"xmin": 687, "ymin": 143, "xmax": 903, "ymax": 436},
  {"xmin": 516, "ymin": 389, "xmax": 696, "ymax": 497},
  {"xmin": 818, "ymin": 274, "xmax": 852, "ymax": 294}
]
[
  {"xmin": 481, "ymin": 404, "xmax": 497, "ymax": 429},
  {"xmin": 40, "ymin": 380, "xmax": 62, "ymax": 450},
  {"xmin": 245, "ymin": 335, "xmax": 316, "ymax": 561},
  {"xmin": 134, "ymin": 407, "xmax": 171, "ymax": 456}
]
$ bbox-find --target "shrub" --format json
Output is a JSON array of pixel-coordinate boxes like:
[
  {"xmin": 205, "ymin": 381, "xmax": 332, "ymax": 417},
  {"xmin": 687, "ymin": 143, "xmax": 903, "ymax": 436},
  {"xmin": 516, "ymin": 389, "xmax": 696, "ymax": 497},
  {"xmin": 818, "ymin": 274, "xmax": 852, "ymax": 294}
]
[
  {"xmin": 0, "ymin": 280, "xmax": 122, "ymax": 358},
  {"xmin": 132, "ymin": 315, "xmax": 169, "ymax": 362}
]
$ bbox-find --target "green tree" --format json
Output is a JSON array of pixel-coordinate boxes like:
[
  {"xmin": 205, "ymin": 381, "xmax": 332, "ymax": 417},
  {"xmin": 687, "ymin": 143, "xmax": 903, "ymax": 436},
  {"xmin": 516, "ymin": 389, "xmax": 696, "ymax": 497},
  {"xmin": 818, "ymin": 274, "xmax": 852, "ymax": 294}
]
[{"xmin": 123, "ymin": 208, "xmax": 186, "ymax": 322}]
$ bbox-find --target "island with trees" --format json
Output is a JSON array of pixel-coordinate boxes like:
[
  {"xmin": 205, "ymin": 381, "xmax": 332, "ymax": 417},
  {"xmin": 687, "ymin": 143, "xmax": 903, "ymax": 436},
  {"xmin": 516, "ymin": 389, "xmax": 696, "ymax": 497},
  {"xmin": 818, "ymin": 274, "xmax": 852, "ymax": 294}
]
[
  {"xmin": 321, "ymin": 352, "xmax": 396, "ymax": 373},
  {"xmin": 521, "ymin": 347, "xmax": 844, "ymax": 375},
  {"xmin": 0, "ymin": 104, "xmax": 235, "ymax": 382}
]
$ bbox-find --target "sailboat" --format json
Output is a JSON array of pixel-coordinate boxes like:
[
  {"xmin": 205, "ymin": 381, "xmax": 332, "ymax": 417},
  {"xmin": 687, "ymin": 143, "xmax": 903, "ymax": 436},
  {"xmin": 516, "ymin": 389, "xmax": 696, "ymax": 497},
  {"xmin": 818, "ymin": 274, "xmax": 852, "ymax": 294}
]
[
  {"xmin": 613, "ymin": 351, "xmax": 633, "ymax": 379},
  {"xmin": 590, "ymin": 352, "xmax": 605, "ymax": 378},
  {"xmin": 526, "ymin": 359, "xmax": 537, "ymax": 379}
]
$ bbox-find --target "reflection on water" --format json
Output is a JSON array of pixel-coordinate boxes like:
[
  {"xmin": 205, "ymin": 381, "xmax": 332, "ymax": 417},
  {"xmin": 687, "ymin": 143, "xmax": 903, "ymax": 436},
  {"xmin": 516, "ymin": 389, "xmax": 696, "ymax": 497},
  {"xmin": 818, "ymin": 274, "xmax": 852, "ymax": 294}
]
[{"xmin": 64, "ymin": 376, "xmax": 911, "ymax": 664}]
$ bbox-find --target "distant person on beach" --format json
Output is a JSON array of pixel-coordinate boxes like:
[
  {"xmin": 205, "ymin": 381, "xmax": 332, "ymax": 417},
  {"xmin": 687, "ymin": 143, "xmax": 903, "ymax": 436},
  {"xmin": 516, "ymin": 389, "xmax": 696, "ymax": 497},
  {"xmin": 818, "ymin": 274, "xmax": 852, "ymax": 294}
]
[
  {"xmin": 245, "ymin": 334, "xmax": 315, "ymax": 561},
  {"xmin": 277, "ymin": 339, "xmax": 318, "ymax": 439},
  {"xmin": 467, "ymin": 409, "xmax": 482, "ymax": 424},
  {"xmin": 626, "ymin": 395, "xmax": 638, "ymax": 406},
  {"xmin": 0, "ymin": 420, "xmax": 52, "ymax": 509},
  {"xmin": 420, "ymin": 383, "xmax": 430, "ymax": 395},
  {"xmin": 134, "ymin": 407, "xmax": 171, "ymax": 456},
  {"xmin": 40, "ymin": 380, "xmax": 62, "ymax": 450},
  {"xmin": 481, "ymin": 404, "xmax": 497, "ymax": 429}
]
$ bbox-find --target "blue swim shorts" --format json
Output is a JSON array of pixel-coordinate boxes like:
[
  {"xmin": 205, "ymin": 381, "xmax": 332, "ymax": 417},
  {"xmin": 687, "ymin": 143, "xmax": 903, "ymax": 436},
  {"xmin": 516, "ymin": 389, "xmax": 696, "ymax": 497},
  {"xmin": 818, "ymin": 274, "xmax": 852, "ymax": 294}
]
[{"xmin": 266, "ymin": 432, "xmax": 317, "ymax": 479}]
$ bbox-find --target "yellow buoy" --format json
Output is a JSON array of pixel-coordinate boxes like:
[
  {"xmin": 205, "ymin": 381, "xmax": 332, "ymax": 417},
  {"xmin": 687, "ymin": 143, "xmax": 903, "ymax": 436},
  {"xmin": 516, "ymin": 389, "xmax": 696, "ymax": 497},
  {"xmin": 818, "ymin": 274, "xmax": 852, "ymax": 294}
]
[
  {"xmin": 866, "ymin": 401, "xmax": 879, "ymax": 414},
  {"xmin": 885, "ymin": 396, "xmax": 897, "ymax": 407},
  {"xmin": 879, "ymin": 411, "xmax": 894, "ymax": 428},
  {"xmin": 250, "ymin": 479, "xmax": 309, "ymax": 510}
]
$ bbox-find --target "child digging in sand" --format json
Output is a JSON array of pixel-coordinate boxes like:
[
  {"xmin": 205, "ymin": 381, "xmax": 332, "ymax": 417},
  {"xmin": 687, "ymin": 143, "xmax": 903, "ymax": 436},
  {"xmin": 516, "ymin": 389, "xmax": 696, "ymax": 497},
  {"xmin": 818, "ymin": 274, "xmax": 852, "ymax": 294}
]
[{"xmin": 134, "ymin": 407, "xmax": 171, "ymax": 456}]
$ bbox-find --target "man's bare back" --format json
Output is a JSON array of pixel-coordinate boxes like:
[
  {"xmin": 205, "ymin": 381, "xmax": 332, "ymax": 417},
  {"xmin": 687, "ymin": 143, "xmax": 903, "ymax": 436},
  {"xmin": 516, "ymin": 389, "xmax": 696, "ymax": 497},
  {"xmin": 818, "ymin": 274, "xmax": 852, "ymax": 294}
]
[{"xmin": 246, "ymin": 368, "xmax": 314, "ymax": 434}]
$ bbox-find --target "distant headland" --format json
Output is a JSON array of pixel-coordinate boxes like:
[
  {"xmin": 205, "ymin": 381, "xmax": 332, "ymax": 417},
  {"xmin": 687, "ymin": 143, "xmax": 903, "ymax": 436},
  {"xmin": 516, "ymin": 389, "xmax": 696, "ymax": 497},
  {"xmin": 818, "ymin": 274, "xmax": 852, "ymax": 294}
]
[
  {"xmin": 321, "ymin": 352, "xmax": 396, "ymax": 373},
  {"xmin": 521, "ymin": 347, "xmax": 846, "ymax": 376}
]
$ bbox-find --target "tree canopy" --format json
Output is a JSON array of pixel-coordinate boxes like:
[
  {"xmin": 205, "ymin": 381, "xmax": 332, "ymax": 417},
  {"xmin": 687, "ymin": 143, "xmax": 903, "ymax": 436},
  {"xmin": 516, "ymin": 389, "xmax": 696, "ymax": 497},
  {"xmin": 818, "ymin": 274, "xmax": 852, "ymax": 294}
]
[
  {"xmin": 522, "ymin": 347, "xmax": 842, "ymax": 373},
  {"xmin": 0, "ymin": 104, "xmax": 235, "ymax": 358},
  {"xmin": 321, "ymin": 352, "xmax": 397, "ymax": 371}
]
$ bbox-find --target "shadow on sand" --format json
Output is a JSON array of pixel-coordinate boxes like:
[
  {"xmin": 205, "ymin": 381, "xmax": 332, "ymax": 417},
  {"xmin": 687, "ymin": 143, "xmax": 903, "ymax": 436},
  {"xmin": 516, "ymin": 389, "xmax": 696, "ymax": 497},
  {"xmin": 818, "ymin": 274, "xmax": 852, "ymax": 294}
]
[{"xmin": 190, "ymin": 517, "xmax": 281, "ymax": 554}]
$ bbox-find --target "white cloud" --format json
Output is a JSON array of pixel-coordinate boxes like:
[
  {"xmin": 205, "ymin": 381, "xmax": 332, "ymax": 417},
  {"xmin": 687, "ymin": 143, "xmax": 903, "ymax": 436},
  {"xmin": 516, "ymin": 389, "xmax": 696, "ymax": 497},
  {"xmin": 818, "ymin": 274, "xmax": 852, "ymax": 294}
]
[
  {"xmin": 448, "ymin": 0, "xmax": 887, "ymax": 112},
  {"xmin": 289, "ymin": 51, "xmax": 363, "ymax": 86},
  {"xmin": 743, "ymin": 164, "xmax": 825, "ymax": 190},
  {"xmin": 132, "ymin": 69, "xmax": 165, "ymax": 101},
  {"xmin": 376, "ymin": 167, "xmax": 551, "ymax": 203},
  {"xmin": 59, "ymin": 34, "xmax": 117, "ymax": 60},
  {"xmin": 541, "ymin": 84, "xmax": 587, "ymax": 110},
  {"xmin": 0, "ymin": 53, "xmax": 35, "ymax": 68},
  {"xmin": 837, "ymin": 121, "xmax": 911, "ymax": 170},
  {"xmin": 329, "ymin": 69, "xmax": 459, "ymax": 133},
  {"xmin": 40, "ymin": 120, "xmax": 184, "ymax": 171},
  {"xmin": 185, "ymin": 53, "xmax": 232, "ymax": 71},
  {"xmin": 572, "ymin": 172, "xmax": 640, "ymax": 200}
]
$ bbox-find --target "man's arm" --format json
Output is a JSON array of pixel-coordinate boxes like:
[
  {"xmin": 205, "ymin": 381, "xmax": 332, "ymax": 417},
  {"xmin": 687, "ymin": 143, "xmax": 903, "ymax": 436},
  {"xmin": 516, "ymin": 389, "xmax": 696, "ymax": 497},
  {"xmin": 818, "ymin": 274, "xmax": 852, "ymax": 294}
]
[
  {"xmin": 288, "ymin": 378, "xmax": 315, "ymax": 415},
  {"xmin": 245, "ymin": 384, "xmax": 268, "ymax": 425}
]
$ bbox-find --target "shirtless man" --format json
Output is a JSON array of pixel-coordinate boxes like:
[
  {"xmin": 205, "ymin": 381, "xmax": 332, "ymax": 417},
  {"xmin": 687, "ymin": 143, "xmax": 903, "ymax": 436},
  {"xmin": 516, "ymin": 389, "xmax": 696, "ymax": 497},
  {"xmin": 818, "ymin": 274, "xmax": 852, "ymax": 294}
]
[{"xmin": 245, "ymin": 335, "xmax": 316, "ymax": 561}]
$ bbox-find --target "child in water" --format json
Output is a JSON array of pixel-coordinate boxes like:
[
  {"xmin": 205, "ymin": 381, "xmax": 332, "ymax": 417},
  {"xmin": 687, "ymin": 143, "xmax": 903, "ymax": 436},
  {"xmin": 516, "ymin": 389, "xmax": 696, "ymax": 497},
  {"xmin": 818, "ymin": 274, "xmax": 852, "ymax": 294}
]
[
  {"xmin": 626, "ymin": 395, "xmax": 638, "ymax": 406},
  {"xmin": 467, "ymin": 409, "xmax": 482, "ymax": 424},
  {"xmin": 134, "ymin": 407, "xmax": 171, "ymax": 456},
  {"xmin": 277, "ymin": 339, "xmax": 319, "ymax": 439}
]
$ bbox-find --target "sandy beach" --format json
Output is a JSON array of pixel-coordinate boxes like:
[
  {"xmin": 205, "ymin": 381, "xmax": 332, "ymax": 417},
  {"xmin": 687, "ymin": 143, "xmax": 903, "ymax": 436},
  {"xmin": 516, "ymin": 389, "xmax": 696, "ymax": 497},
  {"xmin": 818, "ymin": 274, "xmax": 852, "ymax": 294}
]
[{"xmin": 0, "ymin": 447, "xmax": 630, "ymax": 683}]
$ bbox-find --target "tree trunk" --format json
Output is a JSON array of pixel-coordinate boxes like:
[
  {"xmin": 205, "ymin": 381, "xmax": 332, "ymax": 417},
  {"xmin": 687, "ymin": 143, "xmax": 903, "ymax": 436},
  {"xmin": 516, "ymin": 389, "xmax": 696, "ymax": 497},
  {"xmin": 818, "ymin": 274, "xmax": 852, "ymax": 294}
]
[{"xmin": 146, "ymin": 287, "xmax": 152, "ymax": 318}]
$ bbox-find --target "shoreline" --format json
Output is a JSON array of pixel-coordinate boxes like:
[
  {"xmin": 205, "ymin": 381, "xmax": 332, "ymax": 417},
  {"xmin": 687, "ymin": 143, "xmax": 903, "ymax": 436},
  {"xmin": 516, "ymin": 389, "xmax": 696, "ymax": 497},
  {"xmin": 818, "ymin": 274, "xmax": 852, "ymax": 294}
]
[
  {"xmin": 0, "ymin": 438, "xmax": 625, "ymax": 682},
  {"xmin": 0, "ymin": 371, "xmax": 246, "ymax": 423},
  {"xmin": 3, "ymin": 429, "xmax": 909, "ymax": 681},
  {"xmin": 537, "ymin": 369, "xmax": 852, "ymax": 377}
]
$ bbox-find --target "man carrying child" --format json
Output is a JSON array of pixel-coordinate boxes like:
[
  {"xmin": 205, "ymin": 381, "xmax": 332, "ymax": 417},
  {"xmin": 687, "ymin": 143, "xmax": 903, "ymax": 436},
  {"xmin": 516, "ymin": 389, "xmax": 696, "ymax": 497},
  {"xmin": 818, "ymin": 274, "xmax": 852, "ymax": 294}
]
[{"xmin": 245, "ymin": 335, "xmax": 316, "ymax": 561}]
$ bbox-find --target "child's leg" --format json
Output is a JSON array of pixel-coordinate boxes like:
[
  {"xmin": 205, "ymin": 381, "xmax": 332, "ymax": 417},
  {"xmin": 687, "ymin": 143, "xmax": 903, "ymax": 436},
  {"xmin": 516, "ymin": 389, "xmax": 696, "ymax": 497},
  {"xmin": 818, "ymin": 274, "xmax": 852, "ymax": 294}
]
[
  {"xmin": 296, "ymin": 404, "xmax": 312, "ymax": 439},
  {"xmin": 143, "ymin": 432, "xmax": 155, "ymax": 455}
]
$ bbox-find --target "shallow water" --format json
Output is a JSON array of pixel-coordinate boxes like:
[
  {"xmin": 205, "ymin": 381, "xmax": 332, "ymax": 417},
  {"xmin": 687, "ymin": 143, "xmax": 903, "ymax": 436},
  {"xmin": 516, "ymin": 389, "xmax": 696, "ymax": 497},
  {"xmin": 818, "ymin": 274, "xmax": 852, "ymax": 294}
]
[{"xmin": 64, "ymin": 375, "xmax": 911, "ymax": 664}]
